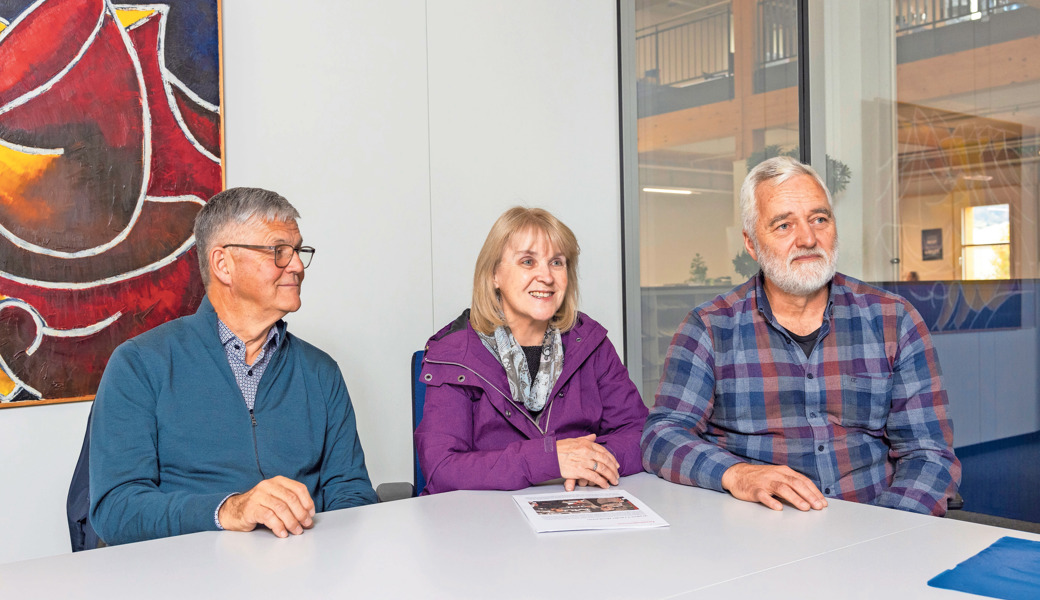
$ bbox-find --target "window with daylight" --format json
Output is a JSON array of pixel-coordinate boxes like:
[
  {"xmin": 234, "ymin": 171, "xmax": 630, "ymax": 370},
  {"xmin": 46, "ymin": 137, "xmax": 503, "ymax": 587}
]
[{"xmin": 961, "ymin": 204, "xmax": 1010, "ymax": 280}]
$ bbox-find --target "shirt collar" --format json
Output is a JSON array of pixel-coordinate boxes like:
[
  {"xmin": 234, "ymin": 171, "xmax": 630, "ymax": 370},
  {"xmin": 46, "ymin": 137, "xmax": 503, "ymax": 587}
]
[
  {"xmin": 753, "ymin": 271, "xmax": 837, "ymax": 331},
  {"xmin": 217, "ymin": 318, "xmax": 283, "ymax": 353}
]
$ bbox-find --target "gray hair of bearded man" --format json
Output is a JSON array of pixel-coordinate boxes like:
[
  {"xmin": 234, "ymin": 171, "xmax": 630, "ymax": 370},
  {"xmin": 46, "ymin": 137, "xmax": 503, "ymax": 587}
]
[{"xmin": 739, "ymin": 156, "xmax": 832, "ymax": 244}]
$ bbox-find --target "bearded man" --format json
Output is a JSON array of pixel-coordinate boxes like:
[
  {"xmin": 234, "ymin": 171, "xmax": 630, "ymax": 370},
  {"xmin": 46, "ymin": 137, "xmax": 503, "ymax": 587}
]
[{"xmin": 640, "ymin": 156, "xmax": 961, "ymax": 516}]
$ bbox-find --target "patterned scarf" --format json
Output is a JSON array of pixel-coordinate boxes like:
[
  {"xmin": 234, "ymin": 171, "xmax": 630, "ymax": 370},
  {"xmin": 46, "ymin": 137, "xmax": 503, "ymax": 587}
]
[{"xmin": 478, "ymin": 325, "xmax": 564, "ymax": 412}]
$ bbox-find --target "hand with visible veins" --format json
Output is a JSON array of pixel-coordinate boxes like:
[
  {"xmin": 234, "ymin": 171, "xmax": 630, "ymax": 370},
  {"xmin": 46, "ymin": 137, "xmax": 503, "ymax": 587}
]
[
  {"xmin": 721, "ymin": 463, "xmax": 828, "ymax": 511},
  {"xmin": 556, "ymin": 434, "xmax": 620, "ymax": 491},
  {"xmin": 218, "ymin": 476, "xmax": 316, "ymax": 537}
]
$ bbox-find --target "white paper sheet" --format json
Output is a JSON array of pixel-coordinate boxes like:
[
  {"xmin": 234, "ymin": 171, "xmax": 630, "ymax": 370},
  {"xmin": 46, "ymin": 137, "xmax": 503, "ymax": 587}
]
[{"xmin": 512, "ymin": 489, "xmax": 669, "ymax": 533}]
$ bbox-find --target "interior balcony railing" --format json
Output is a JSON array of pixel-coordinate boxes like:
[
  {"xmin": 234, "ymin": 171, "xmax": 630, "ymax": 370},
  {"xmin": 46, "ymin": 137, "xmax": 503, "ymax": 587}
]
[
  {"xmin": 757, "ymin": 0, "xmax": 797, "ymax": 67},
  {"xmin": 635, "ymin": 4, "xmax": 733, "ymax": 88},
  {"xmin": 635, "ymin": 0, "xmax": 1034, "ymax": 117},
  {"xmin": 895, "ymin": 0, "xmax": 1024, "ymax": 35}
]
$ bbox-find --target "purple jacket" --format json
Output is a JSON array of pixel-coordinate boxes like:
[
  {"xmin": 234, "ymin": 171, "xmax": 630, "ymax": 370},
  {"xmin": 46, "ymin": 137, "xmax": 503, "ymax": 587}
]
[{"xmin": 415, "ymin": 310, "xmax": 648, "ymax": 494}]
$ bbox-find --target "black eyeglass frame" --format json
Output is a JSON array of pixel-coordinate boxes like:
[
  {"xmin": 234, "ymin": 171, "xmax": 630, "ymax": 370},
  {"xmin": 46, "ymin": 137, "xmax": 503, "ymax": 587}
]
[{"xmin": 222, "ymin": 244, "xmax": 316, "ymax": 269}]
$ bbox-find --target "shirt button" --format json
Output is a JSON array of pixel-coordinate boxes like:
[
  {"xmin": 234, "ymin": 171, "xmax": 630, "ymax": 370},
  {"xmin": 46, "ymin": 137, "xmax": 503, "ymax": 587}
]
[
  {"xmin": 818, "ymin": 444, "xmax": 825, "ymax": 451},
  {"xmin": 807, "ymin": 373, "xmax": 814, "ymax": 379},
  {"xmin": 247, "ymin": 370, "xmax": 253, "ymax": 377},
  {"xmin": 505, "ymin": 409, "xmax": 512, "ymax": 417},
  {"xmin": 234, "ymin": 344, "xmax": 241, "ymax": 350},
  {"xmin": 825, "ymin": 487, "xmax": 831, "ymax": 494},
  {"xmin": 810, "ymin": 412, "xmax": 817, "ymax": 418},
  {"xmin": 558, "ymin": 391, "xmax": 564, "ymax": 397}
]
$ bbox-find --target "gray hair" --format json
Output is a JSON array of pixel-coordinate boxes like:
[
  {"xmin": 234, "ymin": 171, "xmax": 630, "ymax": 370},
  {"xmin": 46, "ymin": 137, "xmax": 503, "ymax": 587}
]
[
  {"xmin": 739, "ymin": 156, "xmax": 831, "ymax": 243},
  {"xmin": 193, "ymin": 187, "xmax": 300, "ymax": 285}
]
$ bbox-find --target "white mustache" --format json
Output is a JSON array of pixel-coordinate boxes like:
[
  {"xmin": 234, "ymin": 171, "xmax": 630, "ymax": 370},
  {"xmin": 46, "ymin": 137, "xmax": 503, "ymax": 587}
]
[{"xmin": 786, "ymin": 249, "xmax": 826, "ymax": 265}]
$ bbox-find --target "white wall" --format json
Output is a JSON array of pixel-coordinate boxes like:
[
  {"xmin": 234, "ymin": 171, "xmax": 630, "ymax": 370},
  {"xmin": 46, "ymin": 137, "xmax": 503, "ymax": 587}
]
[
  {"xmin": 0, "ymin": 401, "xmax": 92, "ymax": 564},
  {"xmin": 934, "ymin": 328, "xmax": 1040, "ymax": 448},
  {"xmin": 426, "ymin": 2, "xmax": 623, "ymax": 331},
  {"xmin": 0, "ymin": 0, "xmax": 623, "ymax": 564}
]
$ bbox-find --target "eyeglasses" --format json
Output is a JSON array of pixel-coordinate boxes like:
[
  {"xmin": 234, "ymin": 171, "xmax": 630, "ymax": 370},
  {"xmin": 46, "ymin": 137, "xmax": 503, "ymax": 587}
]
[{"xmin": 222, "ymin": 244, "xmax": 316, "ymax": 268}]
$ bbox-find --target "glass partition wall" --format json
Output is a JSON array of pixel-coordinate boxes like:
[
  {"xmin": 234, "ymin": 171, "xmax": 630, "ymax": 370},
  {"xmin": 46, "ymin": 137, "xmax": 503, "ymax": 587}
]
[
  {"xmin": 633, "ymin": 0, "xmax": 801, "ymax": 394},
  {"xmin": 625, "ymin": 0, "xmax": 1040, "ymax": 523}
]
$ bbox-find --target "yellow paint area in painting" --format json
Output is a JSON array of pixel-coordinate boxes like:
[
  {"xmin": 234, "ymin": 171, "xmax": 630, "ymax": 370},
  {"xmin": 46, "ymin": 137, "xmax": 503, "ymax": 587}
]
[
  {"xmin": 0, "ymin": 378, "xmax": 14, "ymax": 397},
  {"xmin": 0, "ymin": 369, "xmax": 14, "ymax": 397},
  {"xmin": 0, "ymin": 22, "xmax": 7, "ymax": 34},
  {"xmin": 0, "ymin": 143, "xmax": 60, "ymax": 218},
  {"xmin": 116, "ymin": 8, "xmax": 158, "ymax": 29},
  {"xmin": 0, "ymin": 295, "xmax": 14, "ymax": 397}
]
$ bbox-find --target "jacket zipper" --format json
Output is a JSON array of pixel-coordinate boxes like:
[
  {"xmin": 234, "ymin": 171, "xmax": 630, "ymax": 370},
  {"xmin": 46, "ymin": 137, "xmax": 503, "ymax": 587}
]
[
  {"xmin": 423, "ymin": 358, "xmax": 557, "ymax": 435},
  {"xmin": 249, "ymin": 408, "xmax": 266, "ymax": 478}
]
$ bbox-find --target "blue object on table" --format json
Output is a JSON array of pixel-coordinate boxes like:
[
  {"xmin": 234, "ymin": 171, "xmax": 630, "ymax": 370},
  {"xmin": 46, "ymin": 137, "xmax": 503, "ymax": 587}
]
[{"xmin": 927, "ymin": 536, "xmax": 1040, "ymax": 600}]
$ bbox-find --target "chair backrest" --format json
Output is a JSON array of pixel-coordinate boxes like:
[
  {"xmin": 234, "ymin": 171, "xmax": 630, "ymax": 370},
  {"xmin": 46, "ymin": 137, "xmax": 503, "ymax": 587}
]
[
  {"xmin": 67, "ymin": 404, "xmax": 101, "ymax": 552},
  {"xmin": 411, "ymin": 350, "xmax": 427, "ymax": 495}
]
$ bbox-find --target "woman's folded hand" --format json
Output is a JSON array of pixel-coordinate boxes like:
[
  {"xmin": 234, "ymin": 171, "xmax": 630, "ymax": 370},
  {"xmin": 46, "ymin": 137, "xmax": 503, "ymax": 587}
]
[{"xmin": 556, "ymin": 434, "xmax": 620, "ymax": 491}]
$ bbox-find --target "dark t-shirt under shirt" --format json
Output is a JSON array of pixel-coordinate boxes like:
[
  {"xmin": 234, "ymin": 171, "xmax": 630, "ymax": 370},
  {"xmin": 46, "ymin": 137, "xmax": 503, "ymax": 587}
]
[
  {"xmin": 786, "ymin": 326, "xmax": 822, "ymax": 358},
  {"xmin": 521, "ymin": 345, "xmax": 544, "ymax": 418},
  {"xmin": 521, "ymin": 345, "xmax": 542, "ymax": 377}
]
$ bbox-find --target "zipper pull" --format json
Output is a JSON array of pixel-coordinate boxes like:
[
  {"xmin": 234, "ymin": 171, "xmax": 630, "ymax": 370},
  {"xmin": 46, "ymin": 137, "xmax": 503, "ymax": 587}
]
[{"xmin": 250, "ymin": 409, "xmax": 257, "ymax": 427}]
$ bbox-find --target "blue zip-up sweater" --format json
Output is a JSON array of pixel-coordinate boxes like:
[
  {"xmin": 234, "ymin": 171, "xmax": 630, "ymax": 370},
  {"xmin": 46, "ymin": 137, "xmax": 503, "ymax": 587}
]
[{"xmin": 89, "ymin": 297, "xmax": 376, "ymax": 545}]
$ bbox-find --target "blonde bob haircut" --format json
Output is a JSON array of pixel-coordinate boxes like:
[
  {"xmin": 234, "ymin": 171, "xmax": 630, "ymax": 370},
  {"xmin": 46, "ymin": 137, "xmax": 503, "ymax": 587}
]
[{"xmin": 470, "ymin": 207, "xmax": 581, "ymax": 335}]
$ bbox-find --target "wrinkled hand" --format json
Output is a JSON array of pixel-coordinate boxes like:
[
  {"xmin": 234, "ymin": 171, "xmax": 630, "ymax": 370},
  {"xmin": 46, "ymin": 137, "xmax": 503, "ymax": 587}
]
[
  {"xmin": 721, "ymin": 463, "xmax": 828, "ymax": 511},
  {"xmin": 557, "ymin": 434, "xmax": 620, "ymax": 491},
  {"xmin": 218, "ymin": 476, "xmax": 316, "ymax": 537}
]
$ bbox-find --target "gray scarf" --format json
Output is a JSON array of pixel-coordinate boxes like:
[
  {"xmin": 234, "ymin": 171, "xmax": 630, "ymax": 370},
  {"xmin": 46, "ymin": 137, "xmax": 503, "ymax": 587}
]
[{"xmin": 478, "ymin": 325, "xmax": 564, "ymax": 412}]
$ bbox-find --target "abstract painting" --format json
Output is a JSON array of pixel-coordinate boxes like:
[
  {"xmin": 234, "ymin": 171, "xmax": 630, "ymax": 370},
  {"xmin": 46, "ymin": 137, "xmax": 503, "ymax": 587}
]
[{"xmin": 0, "ymin": 0, "xmax": 222, "ymax": 405}]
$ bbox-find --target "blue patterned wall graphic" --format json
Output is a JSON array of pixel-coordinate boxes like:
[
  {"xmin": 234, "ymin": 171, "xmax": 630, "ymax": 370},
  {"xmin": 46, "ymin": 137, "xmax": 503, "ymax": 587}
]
[{"xmin": 881, "ymin": 280, "xmax": 1032, "ymax": 333}]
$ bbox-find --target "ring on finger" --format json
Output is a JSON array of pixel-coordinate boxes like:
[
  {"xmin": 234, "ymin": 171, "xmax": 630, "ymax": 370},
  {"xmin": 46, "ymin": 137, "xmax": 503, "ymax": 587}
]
[{"xmin": 592, "ymin": 460, "xmax": 598, "ymax": 472}]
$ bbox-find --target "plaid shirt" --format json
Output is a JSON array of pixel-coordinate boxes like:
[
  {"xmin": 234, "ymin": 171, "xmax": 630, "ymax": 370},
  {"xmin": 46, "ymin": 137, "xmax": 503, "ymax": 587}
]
[{"xmin": 641, "ymin": 273, "xmax": 961, "ymax": 516}]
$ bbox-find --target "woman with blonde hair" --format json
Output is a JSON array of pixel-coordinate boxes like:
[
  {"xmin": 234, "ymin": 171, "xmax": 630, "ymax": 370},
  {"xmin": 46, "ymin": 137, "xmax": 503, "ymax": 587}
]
[{"xmin": 415, "ymin": 207, "xmax": 647, "ymax": 494}]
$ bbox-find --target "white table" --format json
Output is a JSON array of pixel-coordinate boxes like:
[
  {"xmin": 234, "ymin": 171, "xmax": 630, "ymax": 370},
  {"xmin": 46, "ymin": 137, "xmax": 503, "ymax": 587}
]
[{"xmin": 1, "ymin": 473, "xmax": 1035, "ymax": 599}]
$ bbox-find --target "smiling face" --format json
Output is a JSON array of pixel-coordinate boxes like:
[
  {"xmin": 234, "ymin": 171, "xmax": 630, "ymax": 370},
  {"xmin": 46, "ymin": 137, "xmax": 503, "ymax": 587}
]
[
  {"xmin": 493, "ymin": 227, "xmax": 569, "ymax": 345},
  {"xmin": 227, "ymin": 218, "xmax": 306, "ymax": 323},
  {"xmin": 744, "ymin": 174, "xmax": 838, "ymax": 298}
]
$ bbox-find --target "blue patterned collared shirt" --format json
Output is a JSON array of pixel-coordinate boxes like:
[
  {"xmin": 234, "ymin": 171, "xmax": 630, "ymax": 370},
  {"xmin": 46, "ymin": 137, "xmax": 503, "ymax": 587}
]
[
  {"xmin": 641, "ymin": 272, "xmax": 961, "ymax": 516},
  {"xmin": 217, "ymin": 319, "xmax": 281, "ymax": 411}
]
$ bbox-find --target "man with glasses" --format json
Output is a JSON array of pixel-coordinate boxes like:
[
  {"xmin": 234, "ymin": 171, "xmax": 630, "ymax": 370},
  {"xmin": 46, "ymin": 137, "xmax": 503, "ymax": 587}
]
[
  {"xmin": 90, "ymin": 187, "xmax": 376, "ymax": 545},
  {"xmin": 642, "ymin": 157, "xmax": 960, "ymax": 516}
]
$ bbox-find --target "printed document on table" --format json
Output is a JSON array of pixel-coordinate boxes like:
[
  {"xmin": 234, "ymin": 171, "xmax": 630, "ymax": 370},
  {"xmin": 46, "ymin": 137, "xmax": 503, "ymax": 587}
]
[{"xmin": 512, "ymin": 489, "xmax": 669, "ymax": 533}]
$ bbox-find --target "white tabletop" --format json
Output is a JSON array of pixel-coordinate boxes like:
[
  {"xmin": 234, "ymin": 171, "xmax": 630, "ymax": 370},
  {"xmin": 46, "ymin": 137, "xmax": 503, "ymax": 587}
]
[
  {"xmin": 1, "ymin": 472, "xmax": 1035, "ymax": 599},
  {"xmin": 675, "ymin": 514, "xmax": 1040, "ymax": 599}
]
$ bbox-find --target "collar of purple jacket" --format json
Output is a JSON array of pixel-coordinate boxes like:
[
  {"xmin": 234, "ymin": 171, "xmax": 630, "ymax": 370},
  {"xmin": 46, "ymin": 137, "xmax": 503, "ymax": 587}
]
[{"xmin": 420, "ymin": 309, "xmax": 608, "ymax": 436}]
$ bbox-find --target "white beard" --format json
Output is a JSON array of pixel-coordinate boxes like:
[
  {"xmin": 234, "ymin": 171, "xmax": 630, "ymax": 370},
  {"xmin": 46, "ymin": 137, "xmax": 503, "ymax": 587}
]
[{"xmin": 754, "ymin": 238, "xmax": 839, "ymax": 297}]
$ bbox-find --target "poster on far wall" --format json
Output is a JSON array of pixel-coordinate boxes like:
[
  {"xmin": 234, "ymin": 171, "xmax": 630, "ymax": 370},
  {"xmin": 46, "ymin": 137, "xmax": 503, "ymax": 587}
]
[
  {"xmin": 0, "ymin": 0, "xmax": 224, "ymax": 407},
  {"xmin": 922, "ymin": 228, "xmax": 943, "ymax": 261}
]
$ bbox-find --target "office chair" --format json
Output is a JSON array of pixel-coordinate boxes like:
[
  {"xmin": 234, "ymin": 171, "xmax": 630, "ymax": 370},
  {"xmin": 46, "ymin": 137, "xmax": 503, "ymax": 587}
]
[
  {"xmin": 67, "ymin": 404, "xmax": 102, "ymax": 552},
  {"xmin": 410, "ymin": 349, "xmax": 427, "ymax": 495},
  {"xmin": 375, "ymin": 350, "xmax": 427, "ymax": 501}
]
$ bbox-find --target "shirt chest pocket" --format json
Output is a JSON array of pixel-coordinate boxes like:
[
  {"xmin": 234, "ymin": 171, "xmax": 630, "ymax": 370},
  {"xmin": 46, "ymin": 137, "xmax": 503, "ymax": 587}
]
[{"xmin": 839, "ymin": 373, "xmax": 893, "ymax": 430}]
